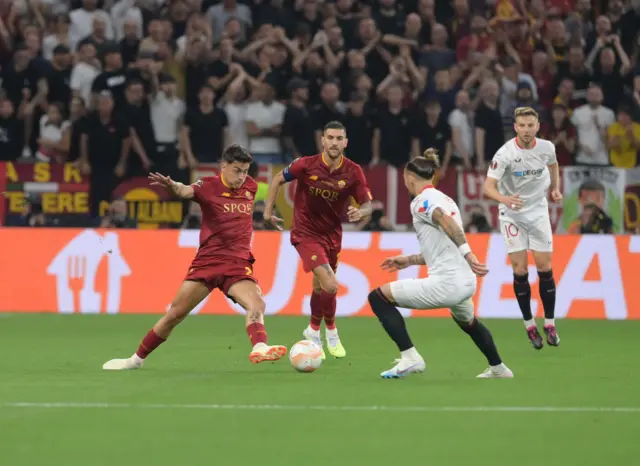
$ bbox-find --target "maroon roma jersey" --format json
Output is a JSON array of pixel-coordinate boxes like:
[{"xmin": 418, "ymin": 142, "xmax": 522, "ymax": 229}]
[
  {"xmin": 283, "ymin": 154, "xmax": 372, "ymax": 248},
  {"xmin": 190, "ymin": 175, "xmax": 257, "ymax": 264}
]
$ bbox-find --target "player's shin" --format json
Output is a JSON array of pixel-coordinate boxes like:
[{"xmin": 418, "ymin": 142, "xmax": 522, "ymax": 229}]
[
  {"xmin": 309, "ymin": 291, "xmax": 324, "ymax": 331},
  {"xmin": 321, "ymin": 291, "xmax": 337, "ymax": 330},
  {"xmin": 454, "ymin": 317, "xmax": 503, "ymax": 367},
  {"xmin": 538, "ymin": 270, "xmax": 556, "ymax": 324},
  {"xmin": 135, "ymin": 328, "xmax": 166, "ymax": 360},
  {"xmin": 368, "ymin": 289, "xmax": 415, "ymax": 353},
  {"xmin": 245, "ymin": 310, "xmax": 268, "ymax": 347},
  {"xmin": 513, "ymin": 273, "xmax": 534, "ymax": 326}
]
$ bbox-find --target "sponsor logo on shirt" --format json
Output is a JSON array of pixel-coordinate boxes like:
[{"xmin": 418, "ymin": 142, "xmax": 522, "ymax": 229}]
[
  {"xmin": 513, "ymin": 168, "xmax": 544, "ymax": 177},
  {"xmin": 491, "ymin": 160, "xmax": 498, "ymax": 170},
  {"xmin": 308, "ymin": 187, "xmax": 339, "ymax": 201}
]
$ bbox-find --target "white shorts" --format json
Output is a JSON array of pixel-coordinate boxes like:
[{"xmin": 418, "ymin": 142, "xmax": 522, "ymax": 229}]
[
  {"xmin": 499, "ymin": 211, "xmax": 553, "ymax": 254},
  {"xmin": 389, "ymin": 274, "xmax": 477, "ymax": 322}
]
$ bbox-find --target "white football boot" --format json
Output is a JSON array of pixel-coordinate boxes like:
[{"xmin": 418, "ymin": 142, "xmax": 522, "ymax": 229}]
[
  {"xmin": 303, "ymin": 326, "xmax": 326, "ymax": 359},
  {"xmin": 102, "ymin": 354, "xmax": 144, "ymax": 371},
  {"xmin": 476, "ymin": 364, "xmax": 514, "ymax": 379},
  {"xmin": 380, "ymin": 357, "xmax": 426, "ymax": 379}
]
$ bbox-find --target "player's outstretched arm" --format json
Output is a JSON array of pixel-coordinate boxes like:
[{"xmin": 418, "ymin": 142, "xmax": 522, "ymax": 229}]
[
  {"xmin": 149, "ymin": 172, "xmax": 195, "ymax": 200},
  {"xmin": 432, "ymin": 207, "xmax": 488, "ymax": 276}
]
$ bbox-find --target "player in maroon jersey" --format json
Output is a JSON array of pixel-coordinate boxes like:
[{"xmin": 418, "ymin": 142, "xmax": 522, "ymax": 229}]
[
  {"xmin": 102, "ymin": 145, "xmax": 287, "ymax": 370},
  {"xmin": 263, "ymin": 121, "xmax": 373, "ymax": 359}
]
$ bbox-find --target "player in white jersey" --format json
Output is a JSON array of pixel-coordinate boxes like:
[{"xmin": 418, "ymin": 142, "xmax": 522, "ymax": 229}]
[
  {"xmin": 367, "ymin": 150, "xmax": 513, "ymax": 379},
  {"xmin": 483, "ymin": 107, "xmax": 563, "ymax": 349}
]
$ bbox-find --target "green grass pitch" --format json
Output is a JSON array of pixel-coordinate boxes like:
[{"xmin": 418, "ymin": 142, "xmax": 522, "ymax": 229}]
[{"xmin": 0, "ymin": 314, "xmax": 638, "ymax": 466}]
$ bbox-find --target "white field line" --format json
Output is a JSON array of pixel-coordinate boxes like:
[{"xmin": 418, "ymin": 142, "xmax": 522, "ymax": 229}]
[{"xmin": 2, "ymin": 402, "xmax": 640, "ymax": 413}]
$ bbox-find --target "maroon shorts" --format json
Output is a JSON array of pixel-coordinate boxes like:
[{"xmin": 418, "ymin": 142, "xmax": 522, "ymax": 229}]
[
  {"xmin": 185, "ymin": 258, "xmax": 258, "ymax": 295},
  {"xmin": 294, "ymin": 242, "xmax": 340, "ymax": 273}
]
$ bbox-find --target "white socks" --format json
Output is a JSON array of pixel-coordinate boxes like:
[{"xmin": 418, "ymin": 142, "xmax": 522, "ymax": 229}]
[
  {"xmin": 401, "ymin": 347, "xmax": 422, "ymax": 361},
  {"xmin": 306, "ymin": 325, "xmax": 320, "ymax": 336},
  {"xmin": 131, "ymin": 354, "xmax": 144, "ymax": 365},
  {"xmin": 524, "ymin": 319, "xmax": 556, "ymax": 328},
  {"xmin": 252, "ymin": 342, "xmax": 268, "ymax": 351}
]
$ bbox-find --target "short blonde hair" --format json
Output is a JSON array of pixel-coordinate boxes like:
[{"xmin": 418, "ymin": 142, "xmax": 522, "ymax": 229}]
[
  {"xmin": 422, "ymin": 148, "xmax": 440, "ymax": 168},
  {"xmin": 514, "ymin": 107, "xmax": 539, "ymax": 121}
]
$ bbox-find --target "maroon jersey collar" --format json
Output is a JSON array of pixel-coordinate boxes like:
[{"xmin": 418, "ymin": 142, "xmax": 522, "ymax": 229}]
[{"xmin": 321, "ymin": 153, "xmax": 344, "ymax": 172}]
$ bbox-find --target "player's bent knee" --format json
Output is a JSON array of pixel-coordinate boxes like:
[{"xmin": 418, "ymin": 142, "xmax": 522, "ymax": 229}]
[
  {"xmin": 321, "ymin": 279, "xmax": 339, "ymax": 295},
  {"xmin": 368, "ymin": 288, "xmax": 394, "ymax": 315}
]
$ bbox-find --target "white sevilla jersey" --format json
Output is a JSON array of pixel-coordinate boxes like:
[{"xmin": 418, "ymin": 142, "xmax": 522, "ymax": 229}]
[
  {"xmin": 410, "ymin": 186, "xmax": 474, "ymax": 277},
  {"xmin": 486, "ymin": 137, "xmax": 557, "ymax": 214}
]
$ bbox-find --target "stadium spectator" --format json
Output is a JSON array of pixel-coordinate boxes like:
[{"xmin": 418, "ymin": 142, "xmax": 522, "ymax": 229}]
[
  {"xmin": 607, "ymin": 105, "xmax": 640, "ymax": 168},
  {"xmin": 447, "ymin": 89, "xmax": 473, "ymax": 172},
  {"xmin": 0, "ymin": 97, "xmax": 22, "ymax": 161},
  {"xmin": 282, "ymin": 77, "xmax": 316, "ymax": 158},
  {"xmin": 474, "ymin": 78, "xmax": 503, "ymax": 171},
  {"xmin": 540, "ymin": 103, "xmax": 577, "ymax": 166},
  {"xmin": 372, "ymin": 83, "xmax": 413, "ymax": 167},
  {"xmin": 245, "ymin": 81, "xmax": 286, "ymax": 163},
  {"xmin": 571, "ymin": 84, "xmax": 616, "ymax": 166},
  {"xmin": 79, "ymin": 91, "xmax": 130, "ymax": 217},
  {"xmin": 343, "ymin": 91, "xmax": 373, "ymax": 165},
  {"xmin": 100, "ymin": 197, "xmax": 137, "ymax": 228}
]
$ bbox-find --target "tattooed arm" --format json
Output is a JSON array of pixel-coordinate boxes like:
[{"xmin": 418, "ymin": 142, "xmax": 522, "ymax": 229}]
[
  {"xmin": 431, "ymin": 207, "xmax": 469, "ymax": 253},
  {"xmin": 407, "ymin": 254, "xmax": 426, "ymax": 265}
]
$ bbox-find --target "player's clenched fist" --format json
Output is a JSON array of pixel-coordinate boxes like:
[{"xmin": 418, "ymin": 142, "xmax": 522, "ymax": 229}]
[{"xmin": 550, "ymin": 188, "xmax": 563, "ymax": 202}]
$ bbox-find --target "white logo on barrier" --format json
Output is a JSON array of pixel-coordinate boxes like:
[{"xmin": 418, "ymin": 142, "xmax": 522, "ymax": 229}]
[
  {"xmin": 47, "ymin": 230, "xmax": 131, "ymax": 314},
  {"xmin": 556, "ymin": 236, "xmax": 626, "ymax": 319}
]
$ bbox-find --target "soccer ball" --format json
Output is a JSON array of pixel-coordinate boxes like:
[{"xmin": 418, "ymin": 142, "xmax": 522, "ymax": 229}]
[{"xmin": 289, "ymin": 340, "xmax": 323, "ymax": 372}]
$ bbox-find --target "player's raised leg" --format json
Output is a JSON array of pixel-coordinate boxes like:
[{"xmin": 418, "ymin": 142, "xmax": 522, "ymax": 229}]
[
  {"xmin": 226, "ymin": 279, "xmax": 287, "ymax": 363},
  {"xmin": 510, "ymin": 249, "xmax": 543, "ymax": 349},
  {"xmin": 532, "ymin": 251, "xmax": 559, "ymax": 346},
  {"xmin": 368, "ymin": 284, "xmax": 425, "ymax": 379},
  {"xmin": 449, "ymin": 300, "xmax": 513, "ymax": 379},
  {"xmin": 102, "ymin": 280, "xmax": 210, "ymax": 370}
]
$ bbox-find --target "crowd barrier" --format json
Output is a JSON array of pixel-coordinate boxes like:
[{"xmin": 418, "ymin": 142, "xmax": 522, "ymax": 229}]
[{"xmin": 0, "ymin": 229, "xmax": 637, "ymax": 319}]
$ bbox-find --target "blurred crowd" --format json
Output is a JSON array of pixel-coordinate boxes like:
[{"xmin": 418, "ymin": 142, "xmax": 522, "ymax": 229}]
[{"xmin": 0, "ymin": 0, "xmax": 639, "ymax": 229}]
